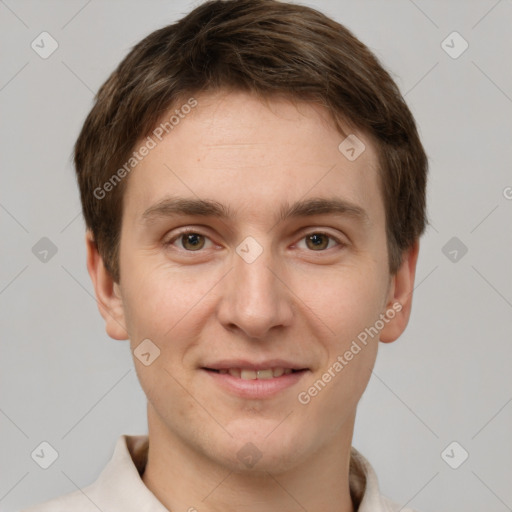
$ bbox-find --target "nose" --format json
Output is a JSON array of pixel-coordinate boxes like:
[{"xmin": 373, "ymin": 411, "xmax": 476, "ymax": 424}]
[{"xmin": 216, "ymin": 242, "xmax": 294, "ymax": 340}]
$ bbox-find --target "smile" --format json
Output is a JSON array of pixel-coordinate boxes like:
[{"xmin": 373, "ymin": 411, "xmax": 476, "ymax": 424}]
[
  {"xmin": 210, "ymin": 368, "xmax": 296, "ymax": 379},
  {"xmin": 202, "ymin": 363, "xmax": 309, "ymax": 399}
]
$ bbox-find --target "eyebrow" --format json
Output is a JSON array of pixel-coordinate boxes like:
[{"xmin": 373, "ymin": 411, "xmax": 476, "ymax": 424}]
[{"xmin": 140, "ymin": 196, "xmax": 370, "ymax": 226}]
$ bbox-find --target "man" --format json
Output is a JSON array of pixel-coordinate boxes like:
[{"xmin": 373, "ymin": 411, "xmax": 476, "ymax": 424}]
[{"xmin": 24, "ymin": 0, "xmax": 427, "ymax": 510}]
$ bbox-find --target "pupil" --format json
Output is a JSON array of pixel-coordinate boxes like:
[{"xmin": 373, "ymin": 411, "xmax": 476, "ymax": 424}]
[
  {"xmin": 184, "ymin": 233, "xmax": 203, "ymax": 250},
  {"xmin": 308, "ymin": 233, "xmax": 327, "ymax": 250}
]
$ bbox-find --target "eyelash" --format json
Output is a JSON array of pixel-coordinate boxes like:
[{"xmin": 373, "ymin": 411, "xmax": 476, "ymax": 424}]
[{"xmin": 163, "ymin": 228, "xmax": 345, "ymax": 253}]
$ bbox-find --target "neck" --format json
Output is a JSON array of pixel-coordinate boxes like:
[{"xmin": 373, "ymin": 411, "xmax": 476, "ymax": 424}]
[{"xmin": 142, "ymin": 406, "xmax": 356, "ymax": 512}]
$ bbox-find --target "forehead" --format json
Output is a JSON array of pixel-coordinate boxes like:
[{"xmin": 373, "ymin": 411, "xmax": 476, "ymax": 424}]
[{"xmin": 121, "ymin": 90, "xmax": 383, "ymax": 227}]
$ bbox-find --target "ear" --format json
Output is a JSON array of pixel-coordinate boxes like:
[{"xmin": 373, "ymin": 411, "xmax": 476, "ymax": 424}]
[
  {"xmin": 379, "ymin": 239, "xmax": 420, "ymax": 344},
  {"xmin": 85, "ymin": 230, "xmax": 129, "ymax": 340}
]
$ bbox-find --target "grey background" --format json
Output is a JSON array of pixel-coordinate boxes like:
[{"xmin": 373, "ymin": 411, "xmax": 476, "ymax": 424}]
[{"xmin": 1, "ymin": 1, "xmax": 511, "ymax": 511}]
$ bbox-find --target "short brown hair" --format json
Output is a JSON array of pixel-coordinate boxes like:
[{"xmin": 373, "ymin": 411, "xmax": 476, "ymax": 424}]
[{"xmin": 75, "ymin": 0, "xmax": 428, "ymax": 283}]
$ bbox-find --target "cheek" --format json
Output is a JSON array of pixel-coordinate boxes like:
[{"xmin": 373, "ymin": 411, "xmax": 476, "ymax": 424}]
[
  {"xmin": 298, "ymin": 343, "xmax": 377, "ymax": 444},
  {"xmin": 302, "ymin": 265, "xmax": 384, "ymax": 423},
  {"xmin": 293, "ymin": 263, "xmax": 387, "ymax": 344},
  {"xmin": 121, "ymin": 261, "xmax": 219, "ymax": 348}
]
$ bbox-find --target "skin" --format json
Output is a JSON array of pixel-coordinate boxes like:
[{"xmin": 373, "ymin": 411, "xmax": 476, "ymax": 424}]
[{"xmin": 86, "ymin": 90, "xmax": 419, "ymax": 512}]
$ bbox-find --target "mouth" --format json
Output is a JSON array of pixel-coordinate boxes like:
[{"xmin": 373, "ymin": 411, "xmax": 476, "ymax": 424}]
[
  {"xmin": 204, "ymin": 367, "xmax": 305, "ymax": 379},
  {"xmin": 201, "ymin": 362, "xmax": 309, "ymax": 399}
]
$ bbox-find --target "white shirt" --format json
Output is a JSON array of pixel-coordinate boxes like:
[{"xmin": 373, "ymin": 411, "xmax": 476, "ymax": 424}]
[{"xmin": 23, "ymin": 435, "xmax": 417, "ymax": 511}]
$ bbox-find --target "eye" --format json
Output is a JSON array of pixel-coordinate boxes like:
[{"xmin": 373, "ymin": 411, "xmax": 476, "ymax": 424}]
[
  {"xmin": 164, "ymin": 229, "xmax": 344, "ymax": 253},
  {"xmin": 165, "ymin": 230, "xmax": 214, "ymax": 251},
  {"xmin": 296, "ymin": 232, "xmax": 343, "ymax": 251}
]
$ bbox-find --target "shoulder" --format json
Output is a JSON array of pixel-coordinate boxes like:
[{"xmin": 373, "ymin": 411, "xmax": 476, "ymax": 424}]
[
  {"xmin": 380, "ymin": 494, "xmax": 419, "ymax": 512},
  {"xmin": 21, "ymin": 486, "xmax": 97, "ymax": 512},
  {"xmin": 20, "ymin": 435, "xmax": 153, "ymax": 512},
  {"xmin": 349, "ymin": 447, "xmax": 421, "ymax": 512}
]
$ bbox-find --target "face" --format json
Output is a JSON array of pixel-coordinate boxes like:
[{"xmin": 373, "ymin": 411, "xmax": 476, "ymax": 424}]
[{"xmin": 89, "ymin": 90, "xmax": 417, "ymax": 473}]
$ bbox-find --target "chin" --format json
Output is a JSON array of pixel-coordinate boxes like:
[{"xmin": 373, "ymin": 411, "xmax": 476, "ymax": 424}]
[{"xmin": 210, "ymin": 425, "xmax": 312, "ymax": 474}]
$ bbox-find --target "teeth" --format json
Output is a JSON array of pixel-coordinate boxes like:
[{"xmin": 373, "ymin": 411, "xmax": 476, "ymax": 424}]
[
  {"xmin": 219, "ymin": 368, "xmax": 294, "ymax": 379},
  {"xmin": 257, "ymin": 369, "xmax": 273, "ymax": 380},
  {"xmin": 241, "ymin": 369, "xmax": 258, "ymax": 380}
]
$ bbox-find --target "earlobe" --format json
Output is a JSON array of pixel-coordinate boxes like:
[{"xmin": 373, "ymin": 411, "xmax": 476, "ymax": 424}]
[
  {"xmin": 85, "ymin": 230, "xmax": 129, "ymax": 341},
  {"xmin": 379, "ymin": 239, "xmax": 420, "ymax": 344}
]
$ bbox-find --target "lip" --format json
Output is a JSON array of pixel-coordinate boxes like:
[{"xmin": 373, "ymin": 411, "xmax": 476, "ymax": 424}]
[
  {"xmin": 202, "ymin": 359, "xmax": 307, "ymax": 371},
  {"xmin": 201, "ymin": 360, "xmax": 309, "ymax": 399}
]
